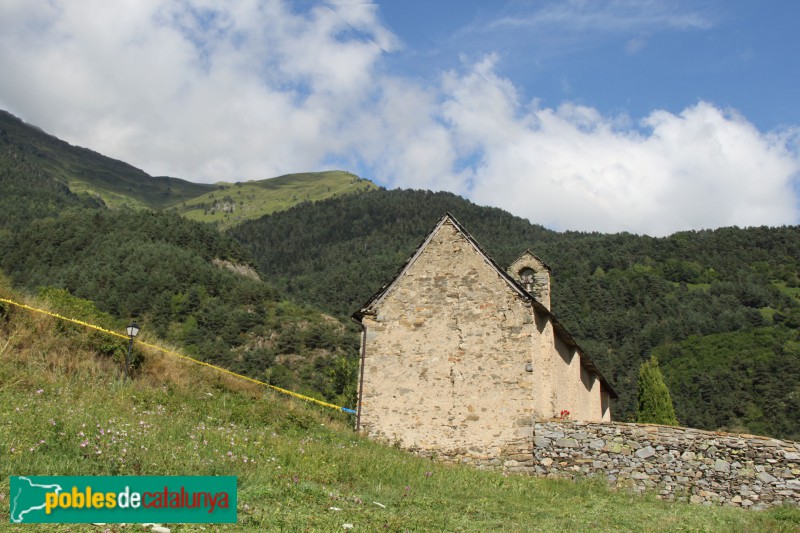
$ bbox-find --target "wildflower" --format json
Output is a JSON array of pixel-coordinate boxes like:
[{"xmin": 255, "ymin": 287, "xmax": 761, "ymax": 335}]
[{"xmin": 36, "ymin": 389, "xmax": 44, "ymax": 394}]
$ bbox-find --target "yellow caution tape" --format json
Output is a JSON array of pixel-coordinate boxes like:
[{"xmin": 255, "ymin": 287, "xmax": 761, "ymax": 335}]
[{"xmin": 0, "ymin": 297, "xmax": 356, "ymax": 414}]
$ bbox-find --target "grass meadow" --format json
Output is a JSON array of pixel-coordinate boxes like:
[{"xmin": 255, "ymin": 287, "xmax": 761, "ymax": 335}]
[{"xmin": 2, "ymin": 297, "xmax": 800, "ymax": 532}]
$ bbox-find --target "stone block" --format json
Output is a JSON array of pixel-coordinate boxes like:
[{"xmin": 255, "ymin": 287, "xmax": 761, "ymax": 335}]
[
  {"xmin": 555, "ymin": 438, "xmax": 579, "ymax": 448},
  {"xmin": 636, "ymin": 446, "xmax": 656, "ymax": 459},
  {"xmin": 713, "ymin": 460, "xmax": 730, "ymax": 473},
  {"xmin": 757, "ymin": 472, "xmax": 778, "ymax": 483}
]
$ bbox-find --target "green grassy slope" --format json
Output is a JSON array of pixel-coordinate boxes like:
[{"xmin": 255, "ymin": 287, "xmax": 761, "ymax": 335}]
[
  {"xmin": 1, "ymin": 110, "xmax": 377, "ymax": 220},
  {"xmin": 2, "ymin": 291, "xmax": 798, "ymax": 531},
  {"xmin": 0, "ymin": 110, "xmax": 217, "ymax": 209},
  {"xmin": 173, "ymin": 171, "xmax": 377, "ymax": 230}
]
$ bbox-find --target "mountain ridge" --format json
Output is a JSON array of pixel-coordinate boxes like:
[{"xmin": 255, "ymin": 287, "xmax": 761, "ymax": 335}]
[
  {"xmin": 0, "ymin": 109, "xmax": 377, "ymax": 220},
  {"xmin": 2, "ymin": 107, "xmax": 800, "ymax": 441}
]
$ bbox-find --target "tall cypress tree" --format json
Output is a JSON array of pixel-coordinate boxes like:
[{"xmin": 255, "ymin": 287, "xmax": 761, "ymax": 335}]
[{"xmin": 637, "ymin": 356, "xmax": 679, "ymax": 425}]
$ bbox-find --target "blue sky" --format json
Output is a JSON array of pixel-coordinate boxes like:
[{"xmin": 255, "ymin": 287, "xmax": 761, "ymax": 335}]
[
  {"xmin": 0, "ymin": 0, "xmax": 798, "ymax": 235},
  {"xmin": 379, "ymin": 0, "xmax": 799, "ymax": 131}
]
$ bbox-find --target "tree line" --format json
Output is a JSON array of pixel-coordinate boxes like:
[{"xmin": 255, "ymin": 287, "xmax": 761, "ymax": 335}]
[{"xmin": 229, "ymin": 188, "xmax": 800, "ymax": 439}]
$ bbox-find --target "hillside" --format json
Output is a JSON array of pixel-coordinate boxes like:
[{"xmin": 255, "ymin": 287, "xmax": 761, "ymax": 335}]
[
  {"xmin": 229, "ymin": 190, "xmax": 800, "ymax": 440},
  {"xmin": 2, "ymin": 289, "xmax": 798, "ymax": 531},
  {"xmin": 0, "ymin": 138, "xmax": 364, "ymax": 409},
  {"xmin": 3, "ymin": 107, "xmax": 800, "ymax": 442},
  {"xmin": 172, "ymin": 171, "xmax": 377, "ymax": 230},
  {"xmin": 0, "ymin": 110, "xmax": 377, "ymax": 219},
  {"xmin": 0, "ymin": 110, "xmax": 217, "ymax": 209}
]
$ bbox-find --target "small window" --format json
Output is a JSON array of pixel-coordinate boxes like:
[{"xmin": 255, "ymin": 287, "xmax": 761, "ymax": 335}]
[{"xmin": 519, "ymin": 267, "xmax": 535, "ymax": 291}]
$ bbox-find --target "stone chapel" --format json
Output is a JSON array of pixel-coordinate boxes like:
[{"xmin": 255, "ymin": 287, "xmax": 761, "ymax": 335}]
[{"xmin": 352, "ymin": 213, "xmax": 616, "ymax": 454}]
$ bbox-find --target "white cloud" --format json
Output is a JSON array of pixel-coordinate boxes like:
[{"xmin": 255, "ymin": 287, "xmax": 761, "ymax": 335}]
[
  {"xmin": 0, "ymin": 0, "xmax": 394, "ymax": 180},
  {"xmin": 0, "ymin": 1, "xmax": 797, "ymax": 235},
  {"xmin": 439, "ymin": 58, "xmax": 800, "ymax": 235},
  {"xmin": 489, "ymin": 0, "xmax": 713, "ymax": 33}
]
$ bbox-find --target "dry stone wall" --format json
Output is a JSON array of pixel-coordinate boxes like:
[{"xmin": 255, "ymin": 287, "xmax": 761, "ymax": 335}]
[{"xmin": 410, "ymin": 421, "xmax": 800, "ymax": 509}]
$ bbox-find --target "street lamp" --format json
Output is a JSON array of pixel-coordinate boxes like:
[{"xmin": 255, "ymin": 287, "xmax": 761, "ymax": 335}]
[{"xmin": 124, "ymin": 322, "xmax": 139, "ymax": 383}]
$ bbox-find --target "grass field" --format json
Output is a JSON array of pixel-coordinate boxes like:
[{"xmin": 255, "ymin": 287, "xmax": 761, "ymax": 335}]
[
  {"xmin": 2, "ymin": 294, "xmax": 799, "ymax": 531},
  {"xmin": 173, "ymin": 171, "xmax": 377, "ymax": 230}
]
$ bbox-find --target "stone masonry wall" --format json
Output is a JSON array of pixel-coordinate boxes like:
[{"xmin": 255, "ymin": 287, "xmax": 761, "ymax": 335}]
[
  {"xmin": 359, "ymin": 220, "xmax": 538, "ymax": 452},
  {"xmin": 409, "ymin": 421, "xmax": 800, "ymax": 509}
]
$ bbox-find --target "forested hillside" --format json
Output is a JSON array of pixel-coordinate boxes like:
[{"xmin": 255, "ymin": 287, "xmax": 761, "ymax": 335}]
[
  {"xmin": 0, "ymin": 139, "xmax": 359, "ymax": 409},
  {"xmin": 3, "ymin": 109, "xmax": 800, "ymax": 440},
  {"xmin": 0, "ymin": 110, "xmax": 217, "ymax": 208},
  {"xmin": 230, "ymin": 189, "xmax": 800, "ymax": 439}
]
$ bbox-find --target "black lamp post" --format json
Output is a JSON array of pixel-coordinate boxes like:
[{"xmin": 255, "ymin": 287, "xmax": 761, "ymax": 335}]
[{"xmin": 124, "ymin": 322, "xmax": 139, "ymax": 383}]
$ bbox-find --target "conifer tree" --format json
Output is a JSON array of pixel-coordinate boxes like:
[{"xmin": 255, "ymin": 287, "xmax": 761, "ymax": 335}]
[{"xmin": 637, "ymin": 355, "xmax": 679, "ymax": 425}]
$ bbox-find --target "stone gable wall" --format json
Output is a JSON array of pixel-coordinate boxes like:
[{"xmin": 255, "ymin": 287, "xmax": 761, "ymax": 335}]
[
  {"xmin": 410, "ymin": 421, "xmax": 800, "ymax": 509},
  {"xmin": 358, "ymin": 219, "xmax": 611, "ymax": 457},
  {"xmin": 358, "ymin": 221, "xmax": 538, "ymax": 452}
]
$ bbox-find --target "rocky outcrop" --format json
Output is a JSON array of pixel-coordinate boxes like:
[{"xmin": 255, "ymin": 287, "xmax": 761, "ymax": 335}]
[{"xmin": 212, "ymin": 258, "xmax": 260, "ymax": 281}]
